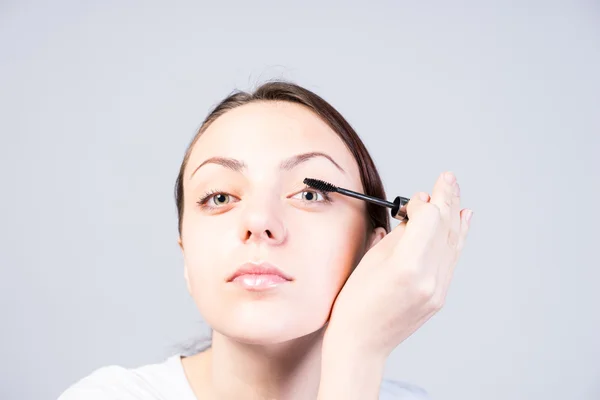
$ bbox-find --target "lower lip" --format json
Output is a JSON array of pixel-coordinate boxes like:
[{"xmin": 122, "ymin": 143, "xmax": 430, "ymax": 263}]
[{"xmin": 231, "ymin": 274, "xmax": 289, "ymax": 290}]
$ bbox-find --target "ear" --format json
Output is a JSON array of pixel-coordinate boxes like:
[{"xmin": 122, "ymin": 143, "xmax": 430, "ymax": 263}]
[
  {"xmin": 178, "ymin": 237, "xmax": 192, "ymax": 296},
  {"xmin": 366, "ymin": 227, "xmax": 387, "ymax": 251}
]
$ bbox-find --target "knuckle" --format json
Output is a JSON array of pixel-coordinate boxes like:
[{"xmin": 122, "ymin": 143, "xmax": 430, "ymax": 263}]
[
  {"xmin": 415, "ymin": 280, "xmax": 436, "ymax": 302},
  {"xmin": 451, "ymin": 193, "xmax": 461, "ymax": 207},
  {"xmin": 429, "ymin": 294, "xmax": 446, "ymax": 312},
  {"xmin": 442, "ymin": 195, "xmax": 453, "ymax": 209}
]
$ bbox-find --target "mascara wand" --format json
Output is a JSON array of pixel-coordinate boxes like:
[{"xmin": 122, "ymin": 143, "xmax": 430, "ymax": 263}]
[{"xmin": 304, "ymin": 178, "xmax": 411, "ymax": 221}]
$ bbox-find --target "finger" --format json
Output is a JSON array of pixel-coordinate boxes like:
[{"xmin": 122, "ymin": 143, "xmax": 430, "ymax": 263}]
[
  {"xmin": 456, "ymin": 208, "xmax": 473, "ymax": 253},
  {"xmin": 359, "ymin": 192, "xmax": 432, "ymax": 257},
  {"xmin": 384, "ymin": 191, "xmax": 430, "ymax": 243},
  {"xmin": 431, "ymin": 171, "xmax": 461, "ymax": 245},
  {"xmin": 448, "ymin": 181, "xmax": 462, "ymax": 249},
  {"xmin": 429, "ymin": 171, "xmax": 459, "ymax": 223},
  {"xmin": 392, "ymin": 191, "xmax": 437, "ymax": 258},
  {"xmin": 432, "ymin": 208, "xmax": 473, "ymax": 309},
  {"xmin": 405, "ymin": 191, "xmax": 433, "ymax": 227},
  {"xmin": 393, "ymin": 191, "xmax": 429, "ymax": 237}
]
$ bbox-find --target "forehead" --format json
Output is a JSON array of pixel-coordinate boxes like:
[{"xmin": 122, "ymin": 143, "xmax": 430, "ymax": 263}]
[{"xmin": 186, "ymin": 101, "xmax": 362, "ymax": 180}]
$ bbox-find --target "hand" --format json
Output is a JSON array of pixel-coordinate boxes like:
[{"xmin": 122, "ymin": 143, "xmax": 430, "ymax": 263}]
[{"xmin": 324, "ymin": 171, "xmax": 473, "ymax": 359}]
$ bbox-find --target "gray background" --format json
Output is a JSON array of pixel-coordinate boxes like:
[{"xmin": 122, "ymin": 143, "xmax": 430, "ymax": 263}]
[{"xmin": 1, "ymin": 1, "xmax": 599, "ymax": 399}]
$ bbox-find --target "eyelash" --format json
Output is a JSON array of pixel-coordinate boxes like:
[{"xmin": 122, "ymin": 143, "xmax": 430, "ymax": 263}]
[{"xmin": 196, "ymin": 186, "xmax": 332, "ymax": 210}]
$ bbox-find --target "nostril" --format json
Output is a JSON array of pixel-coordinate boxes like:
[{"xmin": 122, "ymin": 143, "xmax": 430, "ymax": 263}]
[{"xmin": 244, "ymin": 230, "xmax": 274, "ymax": 240}]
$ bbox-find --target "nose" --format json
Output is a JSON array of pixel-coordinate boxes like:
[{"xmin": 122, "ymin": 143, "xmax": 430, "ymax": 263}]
[{"xmin": 238, "ymin": 193, "xmax": 287, "ymax": 246}]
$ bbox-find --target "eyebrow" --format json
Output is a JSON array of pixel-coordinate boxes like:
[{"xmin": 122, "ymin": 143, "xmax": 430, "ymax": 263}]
[{"xmin": 189, "ymin": 151, "xmax": 346, "ymax": 179}]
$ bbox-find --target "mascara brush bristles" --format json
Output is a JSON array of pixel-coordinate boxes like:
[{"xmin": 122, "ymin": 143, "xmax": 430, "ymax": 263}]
[
  {"xmin": 303, "ymin": 178, "xmax": 395, "ymax": 209},
  {"xmin": 303, "ymin": 178, "xmax": 339, "ymax": 193}
]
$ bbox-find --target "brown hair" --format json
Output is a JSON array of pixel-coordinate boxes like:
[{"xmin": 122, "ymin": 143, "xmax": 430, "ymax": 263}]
[{"xmin": 174, "ymin": 80, "xmax": 390, "ymax": 236}]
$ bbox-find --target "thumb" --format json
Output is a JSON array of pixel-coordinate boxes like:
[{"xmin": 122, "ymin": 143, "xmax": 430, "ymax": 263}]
[
  {"xmin": 404, "ymin": 191, "xmax": 438, "ymax": 232},
  {"xmin": 405, "ymin": 191, "xmax": 431, "ymax": 217}
]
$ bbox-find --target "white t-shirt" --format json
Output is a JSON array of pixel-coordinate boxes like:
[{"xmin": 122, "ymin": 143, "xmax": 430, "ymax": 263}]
[{"xmin": 57, "ymin": 353, "xmax": 431, "ymax": 399}]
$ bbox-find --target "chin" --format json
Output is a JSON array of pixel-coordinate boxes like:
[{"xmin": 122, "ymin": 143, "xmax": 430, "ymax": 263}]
[{"xmin": 210, "ymin": 312, "xmax": 326, "ymax": 346}]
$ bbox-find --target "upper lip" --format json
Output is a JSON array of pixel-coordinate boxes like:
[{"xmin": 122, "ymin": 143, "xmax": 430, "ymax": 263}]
[{"xmin": 227, "ymin": 262, "xmax": 293, "ymax": 282}]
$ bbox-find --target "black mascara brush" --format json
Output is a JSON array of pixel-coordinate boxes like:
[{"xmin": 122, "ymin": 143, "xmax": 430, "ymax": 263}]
[{"xmin": 304, "ymin": 178, "xmax": 411, "ymax": 221}]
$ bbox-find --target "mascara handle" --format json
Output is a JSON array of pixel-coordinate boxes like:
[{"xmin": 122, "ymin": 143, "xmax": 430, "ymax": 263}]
[{"xmin": 391, "ymin": 196, "xmax": 410, "ymax": 221}]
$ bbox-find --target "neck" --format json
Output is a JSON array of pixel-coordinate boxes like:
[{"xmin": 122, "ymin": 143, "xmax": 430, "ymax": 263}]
[{"xmin": 186, "ymin": 328, "xmax": 326, "ymax": 400}]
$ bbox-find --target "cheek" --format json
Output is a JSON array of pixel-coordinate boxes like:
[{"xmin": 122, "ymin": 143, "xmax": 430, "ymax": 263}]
[
  {"xmin": 181, "ymin": 217, "xmax": 237, "ymax": 293},
  {"xmin": 300, "ymin": 213, "xmax": 367, "ymax": 297},
  {"xmin": 286, "ymin": 214, "xmax": 367, "ymax": 331}
]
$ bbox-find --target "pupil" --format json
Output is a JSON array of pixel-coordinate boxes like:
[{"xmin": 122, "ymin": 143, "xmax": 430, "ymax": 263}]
[
  {"xmin": 216, "ymin": 194, "xmax": 227, "ymax": 204},
  {"xmin": 305, "ymin": 192, "xmax": 315, "ymax": 201}
]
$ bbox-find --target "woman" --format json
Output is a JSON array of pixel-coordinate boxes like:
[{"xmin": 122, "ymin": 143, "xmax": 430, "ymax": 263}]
[{"xmin": 59, "ymin": 81, "xmax": 473, "ymax": 399}]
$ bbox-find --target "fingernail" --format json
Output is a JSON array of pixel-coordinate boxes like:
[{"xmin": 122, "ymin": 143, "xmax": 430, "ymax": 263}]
[
  {"xmin": 454, "ymin": 183, "xmax": 461, "ymax": 197},
  {"xmin": 466, "ymin": 210, "xmax": 473, "ymax": 225},
  {"xmin": 445, "ymin": 171, "xmax": 456, "ymax": 184}
]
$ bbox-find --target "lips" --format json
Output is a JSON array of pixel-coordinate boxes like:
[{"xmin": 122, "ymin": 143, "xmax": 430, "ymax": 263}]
[
  {"xmin": 227, "ymin": 262, "xmax": 293, "ymax": 282},
  {"xmin": 226, "ymin": 262, "xmax": 293, "ymax": 290}
]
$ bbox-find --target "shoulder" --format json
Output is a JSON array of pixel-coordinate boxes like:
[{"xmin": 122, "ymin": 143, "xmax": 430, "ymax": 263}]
[
  {"xmin": 57, "ymin": 364, "xmax": 138, "ymax": 400},
  {"xmin": 379, "ymin": 378, "xmax": 432, "ymax": 400},
  {"xmin": 57, "ymin": 354, "xmax": 196, "ymax": 400}
]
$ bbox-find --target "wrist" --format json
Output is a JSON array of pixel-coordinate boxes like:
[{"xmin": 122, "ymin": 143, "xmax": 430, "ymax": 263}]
[
  {"xmin": 322, "ymin": 323, "xmax": 389, "ymax": 363},
  {"xmin": 318, "ymin": 331, "xmax": 387, "ymax": 400}
]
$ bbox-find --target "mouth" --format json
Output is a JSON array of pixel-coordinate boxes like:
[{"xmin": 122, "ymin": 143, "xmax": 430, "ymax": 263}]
[{"xmin": 227, "ymin": 262, "xmax": 293, "ymax": 291}]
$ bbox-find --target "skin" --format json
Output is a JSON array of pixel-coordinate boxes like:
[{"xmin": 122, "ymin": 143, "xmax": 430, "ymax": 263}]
[
  {"xmin": 177, "ymin": 101, "xmax": 473, "ymax": 399},
  {"xmin": 177, "ymin": 101, "xmax": 387, "ymax": 399},
  {"xmin": 319, "ymin": 173, "xmax": 472, "ymax": 399}
]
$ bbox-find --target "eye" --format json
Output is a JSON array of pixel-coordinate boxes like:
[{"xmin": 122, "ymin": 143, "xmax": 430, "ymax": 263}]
[
  {"xmin": 292, "ymin": 188, "xmax": 331, "ymax": 203},
  {"xmin": 197, "ymin": 190, "xmax": 236, "ymax": 210},
  {"xmin": 212, "ymin": 193, "xmax": 230, "ymax": 205}
]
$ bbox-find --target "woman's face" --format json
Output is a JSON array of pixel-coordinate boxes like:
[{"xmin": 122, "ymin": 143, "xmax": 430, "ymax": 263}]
[{"xmin": 179, "ymin": 101, "xmax": 385, "ymax": 344}]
